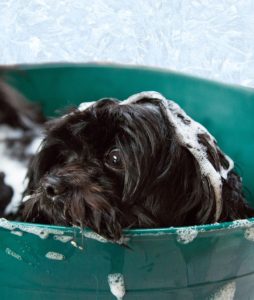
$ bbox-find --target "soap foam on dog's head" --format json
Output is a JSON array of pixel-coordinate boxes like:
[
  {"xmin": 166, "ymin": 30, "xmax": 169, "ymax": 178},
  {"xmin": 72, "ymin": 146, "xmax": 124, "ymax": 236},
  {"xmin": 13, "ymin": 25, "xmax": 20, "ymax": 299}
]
[{"xmin": 122, "ymin": 91, "xmax": 234, "ymax": 221}]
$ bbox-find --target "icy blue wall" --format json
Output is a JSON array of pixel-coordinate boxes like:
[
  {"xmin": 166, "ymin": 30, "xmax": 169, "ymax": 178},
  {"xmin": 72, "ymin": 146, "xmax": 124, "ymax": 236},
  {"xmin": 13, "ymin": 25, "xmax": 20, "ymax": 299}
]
[{"xmin": 0, "ymin": 0, "xmax": 253, "ymax": 87}]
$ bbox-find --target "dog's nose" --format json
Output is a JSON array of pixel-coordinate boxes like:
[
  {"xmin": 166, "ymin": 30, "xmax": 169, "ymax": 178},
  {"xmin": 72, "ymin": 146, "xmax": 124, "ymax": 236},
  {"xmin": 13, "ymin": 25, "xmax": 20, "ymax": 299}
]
[{"xmin": 43, "ymin": 176, "xmax": 65, "ymax": 199}]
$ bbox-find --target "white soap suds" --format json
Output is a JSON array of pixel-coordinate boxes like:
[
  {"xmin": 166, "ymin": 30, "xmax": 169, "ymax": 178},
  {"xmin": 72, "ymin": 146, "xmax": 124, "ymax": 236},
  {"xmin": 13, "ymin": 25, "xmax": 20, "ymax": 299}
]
[
  {"xmin": 5, "ymin": 247, "xmax": 22, "ymax": 261},
  {"xmin": 22, "ymin": 195, "xmax": 32, "ymax": 203},
  {"xmin": 54, "ymin": 235, "xmax": 73, "ymax": 243},
  {"xmin": 0, "ymin": 218, "xmax": 16, "ymax": 230},
  {"xmin": 176, "ymin": 228, "xmax": 198, "ymax": 244},
  {"xmin": 121, "ymin": 91, "xmax": 164, "ymax": 105},
  {"xmin": 0, "ymin": 126, "xmax": 29, "ymax": 214},
  {"xmin": 82, "ymin": 231, "xmax": 128, "ymax": 245},
  {"xmin": 244, "ymin": 227, "xmax": 254, "ymax": 241},
  {"xmin": 121, "ymin": 91, "xmax": 234, "ymax": 222},
  {"xmin": 61, "ymin": 101, "xmax": 95, "ymax": 118},
  {"xmin": 209, "ymin": 281, "xmax": 236, "ymax": 300},
  {"xmin": 11, "ymin": 230, "xmax": 23, "ymax": 237},
  {"xmin": 229, "ymin": 219, "xmax": 252, "ymax": 229},
  {"xmin": 0, "ymin": 218, "xmax": 64, "ymax": 239},
  {"xmin": 70, "ymin": 240, "xmax": 84, "ymax": 250},
  {"xmin": 15, "ymin": 225, "xmax": 50, "ymax": 239},
  {"xmin": 220, "ymin": 154, "xmax": 234, "ymax": 180},
  {"xmin": 108, "ymin": 273, "xmax": 126, "ymax": 300},
  {"xmin": 0, "ymin": 124, "xmax": 43, "ymax": 214},
  {"xmin": 83, "ymin": 231, "xmax": 108, "ymax": 243},
  {"xmin": 0, "ymin": 125, "xmax": 23, "ymax": 140},
  {"xmin": 45, "ymin": 251, "xmax": 65, "ymax": 260},
  {"xmin": 25, "ymin": 136, "xmax": 43, "ymax": 156},
  {"xmin": 15, "ymin": 225, "xmax": 64, "ymax": 239},
  {"xmin": 78, "ymin": 101, "xmax": 95, "ymax": 111},
  {"xmin": 40, "ymin": 228, "xmax": 65, "ymax": 235}
]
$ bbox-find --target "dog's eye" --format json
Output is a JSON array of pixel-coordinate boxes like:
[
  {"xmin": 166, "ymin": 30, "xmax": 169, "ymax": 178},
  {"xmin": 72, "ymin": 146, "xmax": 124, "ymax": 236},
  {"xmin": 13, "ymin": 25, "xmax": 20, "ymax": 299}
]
[{"xmin": 105, "ymin": 149, "xmax": 123, "ymax": 169}]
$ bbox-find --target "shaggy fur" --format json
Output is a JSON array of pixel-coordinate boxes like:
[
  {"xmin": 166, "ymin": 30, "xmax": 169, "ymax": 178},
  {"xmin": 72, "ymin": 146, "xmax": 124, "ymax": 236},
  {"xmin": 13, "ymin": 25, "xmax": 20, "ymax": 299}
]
[
  {"xmin": 19, "ymin": 96, "xmax": 254, "ymax": 241},
  {"xmin": 0, "ymin": 172, "xmax": 13, "ymax": 213},
  {"xmin": 0, "ymin": 69, "xmax": 45, "ymax": 216}
]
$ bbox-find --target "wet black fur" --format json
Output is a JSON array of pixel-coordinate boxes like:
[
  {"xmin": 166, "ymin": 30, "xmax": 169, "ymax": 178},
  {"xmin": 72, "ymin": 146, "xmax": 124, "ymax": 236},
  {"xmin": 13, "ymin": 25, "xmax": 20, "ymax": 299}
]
[
  {"xmin": 20, "ymin": 97, "xmax": 254, "ymax": 241},
  {"xmin": 0, "ymin": 172, "xmax": 13, "ymax": 214}
]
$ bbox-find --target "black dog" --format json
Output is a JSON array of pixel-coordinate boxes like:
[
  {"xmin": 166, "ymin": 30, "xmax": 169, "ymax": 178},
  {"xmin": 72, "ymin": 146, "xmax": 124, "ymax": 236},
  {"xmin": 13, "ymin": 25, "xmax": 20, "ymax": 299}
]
[
  {"xmin": 0, "ymin": 70, "xmax": 45, "ymax": 216},
  {"xmin": 0, "ymin": 172, "xmax": 13, "ymax": 213},
  {"xmin": 20, "ymin": 91, "xmax": 254, "ymax": 241}
]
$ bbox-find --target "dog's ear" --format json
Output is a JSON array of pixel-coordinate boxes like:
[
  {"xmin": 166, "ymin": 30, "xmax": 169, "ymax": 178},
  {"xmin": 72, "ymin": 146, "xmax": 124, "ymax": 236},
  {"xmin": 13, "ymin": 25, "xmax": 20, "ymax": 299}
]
[
  {"xmin": 128, "ymin": 99, "xmax": 254, "ymax": 227},
  {"xmin": 197, "ymin": 132, "xmax": 254, "ymax": 221},
  {"xmin": 116, "ymin": 96, "xmax": 217, "ymax": 227},
  {"xmin": 120, "ymin": 97, "xmax": 220, "ymax": 227},
  {"xmin": 131, "ymin": 96, "xmax": 251, "ymax": 226},
  {"xmin": 136, "ymin": 142, "xmax": 217, "ymax": 227},
  {"xmin": 221, "ymin": 170, "xmax": 254, "ymax": 220}
]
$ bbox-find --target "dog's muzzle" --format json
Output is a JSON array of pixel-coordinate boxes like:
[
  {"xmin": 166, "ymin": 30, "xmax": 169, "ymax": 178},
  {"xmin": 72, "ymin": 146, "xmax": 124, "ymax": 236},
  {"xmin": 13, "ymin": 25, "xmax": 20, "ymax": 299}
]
[{"xmin": 42, "ymin": 175, "xmax": 66, "ymax": 200}]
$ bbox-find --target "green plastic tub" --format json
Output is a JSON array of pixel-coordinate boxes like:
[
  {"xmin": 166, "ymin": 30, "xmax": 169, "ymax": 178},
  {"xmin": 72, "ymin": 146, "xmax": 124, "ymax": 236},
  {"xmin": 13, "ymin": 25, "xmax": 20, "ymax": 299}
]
[{"xmin": 1, "ymin": 64, "xmax": 254, "ymax": 299}]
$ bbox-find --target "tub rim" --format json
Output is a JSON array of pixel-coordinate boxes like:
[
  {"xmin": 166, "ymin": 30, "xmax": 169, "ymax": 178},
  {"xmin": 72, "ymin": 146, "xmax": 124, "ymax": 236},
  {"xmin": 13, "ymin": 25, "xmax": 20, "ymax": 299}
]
[{"xmin": 1, "ymin": 217, "xmax": 253, "ymax": 238}]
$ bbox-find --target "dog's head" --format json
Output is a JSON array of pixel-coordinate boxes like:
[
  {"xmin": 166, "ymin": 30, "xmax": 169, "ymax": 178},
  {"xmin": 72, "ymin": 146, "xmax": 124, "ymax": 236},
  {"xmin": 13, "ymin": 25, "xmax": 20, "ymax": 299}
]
[{"xmin": 22, "ymin": 92, "xmax": 252, "ymax": 241}]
